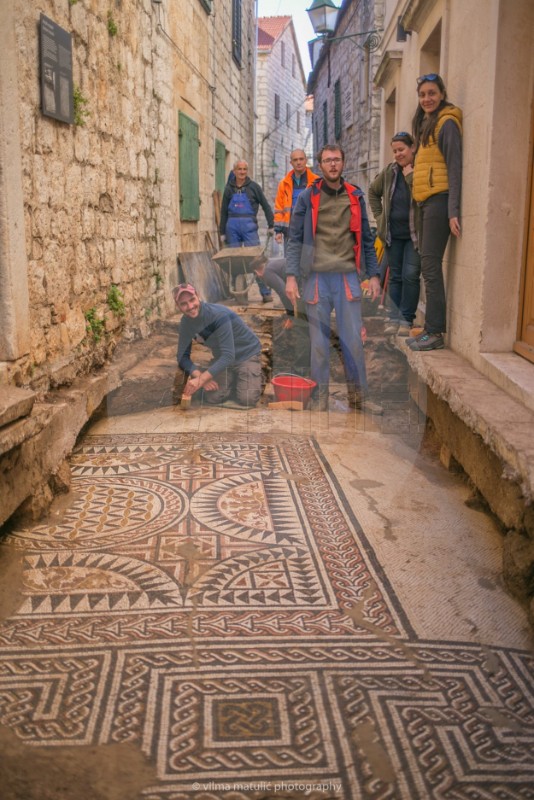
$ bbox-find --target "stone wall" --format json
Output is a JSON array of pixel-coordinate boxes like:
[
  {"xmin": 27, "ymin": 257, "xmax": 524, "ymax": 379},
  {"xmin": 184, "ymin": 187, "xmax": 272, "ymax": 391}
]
[
  {"xmin": 309, "ymin": 0, "xmax": 385, "ymax": 198},
  {"xmin": 256, "ymin": 20, "xmax": 311, "ymax": 213},
  {"xmin": 8, "ymin": 0, "xmax": 172, "ymax": 390},
  {"xmin": 169, "ymin": 0, "xmax": 257, "ymax": 253},
  {"xmin": 1, "ymin": 0, "xmax": 256, "ymax": 392}
]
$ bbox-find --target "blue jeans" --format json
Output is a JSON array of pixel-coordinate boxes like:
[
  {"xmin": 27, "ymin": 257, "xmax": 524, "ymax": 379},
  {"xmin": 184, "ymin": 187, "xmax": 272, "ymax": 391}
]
[
  {"xmin": 385, "ymin": 238, "xmax": 421, "ymax": 325},
  {"xmin": 303, "ymin": 272, "xmax": 367, "ymax": 394}
]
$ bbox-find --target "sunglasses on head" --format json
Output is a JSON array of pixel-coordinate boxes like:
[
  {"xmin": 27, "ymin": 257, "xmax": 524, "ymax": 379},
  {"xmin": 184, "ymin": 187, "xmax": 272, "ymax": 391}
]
[
  {"xmin": 417, "ymin": 73, "xmax": 440, "ymax": 85},
  {"xmin": 392, "ymin": 131, "xmax": 410, "ymax": 140}
]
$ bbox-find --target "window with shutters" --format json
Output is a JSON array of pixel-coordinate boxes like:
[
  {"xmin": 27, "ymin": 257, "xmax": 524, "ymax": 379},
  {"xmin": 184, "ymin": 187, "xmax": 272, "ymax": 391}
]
[
  {"xmin": 178, "ymin": 112, "xmax": 200, "ymax": 222},
  {"xmin": 296, "ymin": 111, "xmax": 300, "ymax": 133},
  {"xmin": 322, "ymin": 101, "xmax": 328, "ymax": 145},
  {"xmin": 286, "ymin": 103, "xmax": 291, "ymax": 127},
  {"xmin": 215, "ymin": 139, "xmax": 227, "ymax": 195},
  {"xmin": 274, "ymin": 93, "xmax": 280, "ymax": 120},
  {"xmin": 292, "ymin": 54, "xmax": 296, "ymax": 78},
  {"xmin": 232, "ymin": 0, "xmax": 242, "ymax": 66},
  {"xmin": 334, "ymin": 80, "xmax": 342, "ymax": 140},
  {"xmin": 281, "ymin": 41, "xmax": 285, "ymax": 67}
]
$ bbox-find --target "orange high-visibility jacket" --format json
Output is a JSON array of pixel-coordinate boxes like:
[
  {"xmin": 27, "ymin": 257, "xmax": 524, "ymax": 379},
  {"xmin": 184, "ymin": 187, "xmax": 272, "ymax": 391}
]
[{"xmin": 273, "ymin": 168, "xmax": 319, "ymax": 232}]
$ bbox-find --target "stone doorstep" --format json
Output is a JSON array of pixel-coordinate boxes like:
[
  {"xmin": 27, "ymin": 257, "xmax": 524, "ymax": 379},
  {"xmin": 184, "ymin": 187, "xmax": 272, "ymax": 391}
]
[
  {"xmin": 402, "ymin": 344, "xmax": 534, "ymax": 504},
  {"xmin": 0, "ymin": 385, "xmax": 36, "ymax": 428}
]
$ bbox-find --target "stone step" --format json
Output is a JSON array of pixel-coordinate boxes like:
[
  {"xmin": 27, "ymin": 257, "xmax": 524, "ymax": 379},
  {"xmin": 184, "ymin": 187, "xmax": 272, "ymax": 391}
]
[{"xmin": 0, "ymin": 386, "xmax": 36, "ymax": 428}]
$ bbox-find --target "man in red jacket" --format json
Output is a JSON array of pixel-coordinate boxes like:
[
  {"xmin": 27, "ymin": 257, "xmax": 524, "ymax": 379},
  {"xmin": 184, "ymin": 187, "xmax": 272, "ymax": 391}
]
[{"xmin": 285, "ymin": 145, "xmax": 383, "ymax": 414}]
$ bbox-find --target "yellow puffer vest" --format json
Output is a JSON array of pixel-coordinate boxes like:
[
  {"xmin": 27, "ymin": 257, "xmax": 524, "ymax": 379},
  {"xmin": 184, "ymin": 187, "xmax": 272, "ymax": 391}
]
[{"xmin": 412, "ymin": 105, "xmax": 462, "ymax": 203}]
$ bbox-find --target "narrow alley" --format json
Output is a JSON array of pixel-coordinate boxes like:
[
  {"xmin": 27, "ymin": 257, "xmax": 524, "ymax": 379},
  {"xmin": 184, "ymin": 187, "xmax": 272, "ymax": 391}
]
[{"xmin": 1, "ymin": 375, "xmax": 533, "ymax": 799}]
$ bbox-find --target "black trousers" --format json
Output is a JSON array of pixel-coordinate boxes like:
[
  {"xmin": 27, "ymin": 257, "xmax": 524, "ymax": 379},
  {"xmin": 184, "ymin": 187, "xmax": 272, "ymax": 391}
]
[{"xmin": 419, "ymin": 193, "xmax": 451, "ymax": 334}]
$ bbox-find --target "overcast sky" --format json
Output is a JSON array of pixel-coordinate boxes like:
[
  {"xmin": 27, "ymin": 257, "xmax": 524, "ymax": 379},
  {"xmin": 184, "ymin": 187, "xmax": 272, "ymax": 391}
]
[{"xmin": 257, "ymin": 0, "xmax": 315, "ymax": 75}]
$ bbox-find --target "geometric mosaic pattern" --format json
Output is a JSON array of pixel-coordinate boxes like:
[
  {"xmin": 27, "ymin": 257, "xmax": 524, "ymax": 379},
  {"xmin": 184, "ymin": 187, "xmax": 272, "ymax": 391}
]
[{"xmin": 1, "ymin": 433, "xmax": 533, "ymax": 799}]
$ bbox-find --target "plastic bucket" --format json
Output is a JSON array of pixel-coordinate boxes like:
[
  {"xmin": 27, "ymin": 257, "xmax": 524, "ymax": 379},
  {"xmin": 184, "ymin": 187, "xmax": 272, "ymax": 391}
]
[{"xmin": 271, "ymin": 374, "xmax": 317, "ymax": 407}]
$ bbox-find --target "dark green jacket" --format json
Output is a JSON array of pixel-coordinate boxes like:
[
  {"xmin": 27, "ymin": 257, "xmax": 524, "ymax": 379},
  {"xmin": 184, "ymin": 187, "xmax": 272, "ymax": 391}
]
[{"xmin": 368, "ymin": 163, "xmax": 420, "ymax": 249}]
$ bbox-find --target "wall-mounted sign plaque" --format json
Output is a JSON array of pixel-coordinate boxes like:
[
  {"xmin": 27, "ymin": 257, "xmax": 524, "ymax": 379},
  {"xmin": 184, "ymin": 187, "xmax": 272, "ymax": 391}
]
[{"xmin": 40, "ymin": 14, "xmax": 73, "ymax": 124}]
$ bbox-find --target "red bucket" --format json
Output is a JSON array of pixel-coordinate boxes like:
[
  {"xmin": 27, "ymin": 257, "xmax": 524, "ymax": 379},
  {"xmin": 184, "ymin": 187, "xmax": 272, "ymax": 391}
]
[{"xmin": 271, "ymin": 374, "xmax": 317, "ymax": 407}]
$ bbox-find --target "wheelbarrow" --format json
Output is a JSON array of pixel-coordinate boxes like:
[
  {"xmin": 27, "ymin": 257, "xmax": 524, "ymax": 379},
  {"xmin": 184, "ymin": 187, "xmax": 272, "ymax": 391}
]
[{"xmin": 211, "ymin": 234, "xmax": 272, "ymax": 304}]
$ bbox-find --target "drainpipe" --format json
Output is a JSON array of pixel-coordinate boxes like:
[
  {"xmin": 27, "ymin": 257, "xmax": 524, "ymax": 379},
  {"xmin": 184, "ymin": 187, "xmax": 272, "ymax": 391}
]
[{"xmin": 253, "ymin": 0, "xmax": 259, "ymax": 178}]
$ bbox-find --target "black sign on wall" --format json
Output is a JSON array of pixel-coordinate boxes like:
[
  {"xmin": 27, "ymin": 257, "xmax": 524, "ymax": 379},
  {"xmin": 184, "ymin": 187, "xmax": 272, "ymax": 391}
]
[{"xmin": 39, "ymin": 14, "xmax": 74, "ymax": 124}]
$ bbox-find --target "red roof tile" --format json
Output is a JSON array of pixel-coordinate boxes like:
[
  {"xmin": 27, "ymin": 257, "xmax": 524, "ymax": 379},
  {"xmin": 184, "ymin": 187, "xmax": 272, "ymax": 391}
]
[{"xmin": 258, "ymin": 16, "xmax": 292, "ymax": 50}]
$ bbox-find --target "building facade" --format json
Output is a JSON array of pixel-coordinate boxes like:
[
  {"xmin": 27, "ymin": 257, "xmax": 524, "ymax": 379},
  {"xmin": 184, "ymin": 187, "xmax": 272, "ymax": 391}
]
[
  {"xmin": 374, "ymin": 0, "xmax": 534, "ymax": 603},
  {"xmin": 255, "ymin": 16, "xmax": 313, "ymax": 214},
  {"xmin": 0, "ymin": 0, "xmax": 256, "ymax": 391},
  {"xmin": 374, "ymin": 0, "xmax": 534, "ymax": 386},
  {"xmin": 308, "ymin": 0, "xmax": 385, "ymax": 197}
]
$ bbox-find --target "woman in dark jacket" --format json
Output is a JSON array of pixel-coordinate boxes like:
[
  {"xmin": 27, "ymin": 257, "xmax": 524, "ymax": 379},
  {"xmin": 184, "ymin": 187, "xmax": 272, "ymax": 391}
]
[{"xmin": 369, "ymin": 132, "xmax": 421, "ymax": 336}]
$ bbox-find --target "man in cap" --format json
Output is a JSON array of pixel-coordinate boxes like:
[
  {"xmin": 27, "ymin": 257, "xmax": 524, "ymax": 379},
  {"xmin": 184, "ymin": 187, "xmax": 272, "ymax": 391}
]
[{"xmin": 174, "ymin": 284, "xmax": 262, "ymax": 407}]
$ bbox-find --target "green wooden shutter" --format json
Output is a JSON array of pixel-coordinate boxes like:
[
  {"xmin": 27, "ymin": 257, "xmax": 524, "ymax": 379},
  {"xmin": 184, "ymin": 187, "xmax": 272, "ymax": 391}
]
[
  {"xmin": 232, "ymin": 0, "xmax": 242, "ymax": 65},
  {"xmin": 178, "ymin": 112, "xmax": 200, "ymax": 222},
  {"xmin": 215, "ymin": 139, "xmax": 227, "ymax": 194},
  {"xmin": 322, "ymin": 101, "xmax": 328, "ymax": 145},
  {"xmin": 334, "ymin": 80, "xmax": 342, "ymax": 140}
]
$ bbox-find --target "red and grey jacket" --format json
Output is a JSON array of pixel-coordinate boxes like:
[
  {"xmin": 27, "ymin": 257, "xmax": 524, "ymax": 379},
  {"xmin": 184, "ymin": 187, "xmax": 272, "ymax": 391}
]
[{"xmin": 285, "ymin": 178, "xmax": 379, "ymax": 280}]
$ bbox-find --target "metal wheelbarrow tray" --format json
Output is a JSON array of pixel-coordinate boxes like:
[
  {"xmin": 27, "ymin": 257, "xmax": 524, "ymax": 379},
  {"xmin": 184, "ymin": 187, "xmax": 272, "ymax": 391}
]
[{"xmin": 211, "ymin": 244, "xmax": 266, "ymax": 301}]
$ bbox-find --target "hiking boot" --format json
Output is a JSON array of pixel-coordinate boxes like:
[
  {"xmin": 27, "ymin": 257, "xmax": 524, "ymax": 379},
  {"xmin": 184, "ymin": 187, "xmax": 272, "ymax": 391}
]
[
  {"xmin": 397, "ymin": 323, "xmax": 411, "ymax": 337},
  {"xmin": 262, "ymin": 294, "xmax": 273, "ymax": 303},
  {"xmin": 384, "ymin": 322, "xmax": 399, "ymax": 335},
  {"xmin": 310, "ymin": 388, "xmax": 329, "ymax": 411},
  {"xmin": 406, "ymin": 329, "xmax": 427, "ymax": 345},
  {"xmin": 408, "ymin": 332, "xmax": 445, "ymax": 351},
  {"xmin": 350, "ymin": 394, "xmax": 384, "ymax": 415}
]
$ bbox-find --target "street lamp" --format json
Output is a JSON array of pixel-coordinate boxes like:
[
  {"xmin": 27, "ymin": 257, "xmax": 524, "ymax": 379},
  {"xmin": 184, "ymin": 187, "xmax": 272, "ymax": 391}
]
[
  {"xmin": 307, "ymin": 0, "xmax": 381, "ymax": 61},
  {"xmin": 306, "ymin": 0, "xmax": 339, "ymax": 35}
]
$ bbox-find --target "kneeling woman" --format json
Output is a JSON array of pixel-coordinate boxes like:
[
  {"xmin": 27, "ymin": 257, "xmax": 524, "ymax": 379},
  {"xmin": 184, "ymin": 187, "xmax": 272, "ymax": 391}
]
[
  {"xmin": 409, "ymin": 74, "xmax": 463, "ymax": 351},
  {"xmin": 369, "ymin": 132, "xmax": 421, "ymax": 336}
]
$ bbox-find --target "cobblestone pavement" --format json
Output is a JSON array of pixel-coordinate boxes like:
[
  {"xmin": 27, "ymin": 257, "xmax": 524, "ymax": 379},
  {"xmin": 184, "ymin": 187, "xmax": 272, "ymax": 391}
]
[{"xmin": 1, "ymin": 399, "xmax": 533, "ymax": 800}]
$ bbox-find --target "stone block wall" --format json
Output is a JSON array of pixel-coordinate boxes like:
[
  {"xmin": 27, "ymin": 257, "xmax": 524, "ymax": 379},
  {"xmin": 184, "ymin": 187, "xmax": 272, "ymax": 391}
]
[
  {"xmin": 10, "ymin": 0, "xmax": 173, "ymax": 389},
  {"xmin": 168, "ymin": 0, "xmax": 256, "ymax": 253},
  {"xmin": 1, "ymin": 0, "xmax": 256, "ymax": 392},
  {"xmin": 309, "ymin": 0, "xmax": 385, "ymax": 198},
  {"xmin": 256, "ymin": 20, "xmax": 310, "ymax": 210}
]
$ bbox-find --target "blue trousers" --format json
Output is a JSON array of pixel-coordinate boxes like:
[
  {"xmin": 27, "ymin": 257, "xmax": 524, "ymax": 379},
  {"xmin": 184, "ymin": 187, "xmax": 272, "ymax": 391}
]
[
  {"xmin": 386, "ymin": 238, "xmax": 421, "ymax": 325},
  {"xmin": 303, "ymin": 272, "xmax": 367, "ymax": 394},
  {"xmin": 225, "ymin": 218, "xmax": 271, "ymax": 297}
]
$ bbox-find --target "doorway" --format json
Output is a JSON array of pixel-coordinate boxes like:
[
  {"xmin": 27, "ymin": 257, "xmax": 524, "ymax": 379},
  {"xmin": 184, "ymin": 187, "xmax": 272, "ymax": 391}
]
[{"xmin": 515, "ymin": 107, "xmax": 534, "ymax": 363}]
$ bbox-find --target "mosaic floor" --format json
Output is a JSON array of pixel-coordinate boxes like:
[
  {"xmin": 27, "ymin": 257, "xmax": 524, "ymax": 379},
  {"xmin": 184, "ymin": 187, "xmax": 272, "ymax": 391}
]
[{"xmin": 1, "ymin": 431, "xmax": 534, "ymax": 799}]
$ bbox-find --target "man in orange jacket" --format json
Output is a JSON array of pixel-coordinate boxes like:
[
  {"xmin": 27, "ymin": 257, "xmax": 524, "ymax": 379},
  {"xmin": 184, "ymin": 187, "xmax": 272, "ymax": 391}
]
[{"xmin": 274, "ymin": 150, "xmax": 318, "ymax": 253}]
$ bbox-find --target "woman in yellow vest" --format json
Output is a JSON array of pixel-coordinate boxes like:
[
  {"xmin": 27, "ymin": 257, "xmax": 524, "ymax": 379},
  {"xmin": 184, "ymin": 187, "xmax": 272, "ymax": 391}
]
[{"xmin": 408, "ymin": 74, "xmax": 463, "ymax": 351}]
